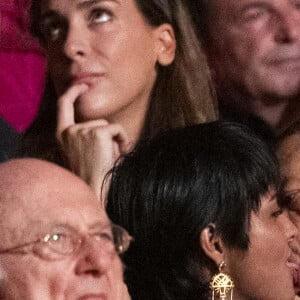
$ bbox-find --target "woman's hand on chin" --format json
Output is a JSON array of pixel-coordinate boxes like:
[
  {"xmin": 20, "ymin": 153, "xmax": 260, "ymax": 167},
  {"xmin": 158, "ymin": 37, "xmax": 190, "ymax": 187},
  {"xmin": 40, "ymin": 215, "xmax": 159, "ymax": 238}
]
[{"xmin": 56, "ymin": 84, "xmax": 131, "ymax": 203}]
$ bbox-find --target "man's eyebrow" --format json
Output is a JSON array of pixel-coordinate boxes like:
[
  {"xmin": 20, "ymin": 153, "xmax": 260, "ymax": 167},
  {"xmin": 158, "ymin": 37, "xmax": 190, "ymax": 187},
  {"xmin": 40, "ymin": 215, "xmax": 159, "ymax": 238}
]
[
  {"xmin": 47, "ymin": 223, "xmax": 75, "ymax": 231},
  {"xmin": 42, "ymin": 222, "xmax": 112, "ymax": 234},
  {"xmin": 77, "ymin": 0, "xmax": 120, "ymax": 9},
  {"xmin": 240, "ymin": 0, "xmax": 268, "ymax": 9},
  {"xmin": 89, "ymin": 221, "xmax": 112, "ymax": 230}
]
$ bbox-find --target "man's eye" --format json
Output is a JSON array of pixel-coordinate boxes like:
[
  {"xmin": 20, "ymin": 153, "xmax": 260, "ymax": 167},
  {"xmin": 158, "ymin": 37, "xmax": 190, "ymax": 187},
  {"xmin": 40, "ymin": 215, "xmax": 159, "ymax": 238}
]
[
  {"xmin": 294, "ymin": 0, "xmax": 300, "ymax": 9},
  {"xmin": 90, "ymin": 9, "xmax": 112, "ymax": 24},
  {"xmin": 51, "ymin": 233, "xmax": 64, "ymax": 241},
  {"xmin": 47, "ymin": 233, "xmax": 70, "ymax": 243},
  {"xmin": 93, "ymin": 230, "xmax": 114, "ymax": 242},
  {"xmin": 285, "ymin": 192, "xmax": 300, "ymax": 212},
  {"xmin": 242, "ymin": 8, "xmax": 266, "ymax": 22},
  {"xmin": 288, "ymin": 202, "xmax": 300, "ymax": 215}
]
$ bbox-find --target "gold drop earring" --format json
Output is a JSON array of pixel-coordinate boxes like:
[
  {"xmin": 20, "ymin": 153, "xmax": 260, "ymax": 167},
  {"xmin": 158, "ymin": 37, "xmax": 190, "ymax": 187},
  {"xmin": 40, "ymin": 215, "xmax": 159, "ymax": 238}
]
[{"xmin": 210, "ymin": 261, "xmax": 234, "ymax": 300}]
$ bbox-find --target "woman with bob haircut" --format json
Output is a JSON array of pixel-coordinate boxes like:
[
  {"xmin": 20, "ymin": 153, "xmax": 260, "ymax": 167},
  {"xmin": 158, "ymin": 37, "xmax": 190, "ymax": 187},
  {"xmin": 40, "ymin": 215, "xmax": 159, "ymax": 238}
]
[
  {"xmin": 20, "ymin": 0, "xmax": 216, "ymax": 197},
  {"xmin": 107, "ymin": 121, "xmax": 299, "ymax": 300}
]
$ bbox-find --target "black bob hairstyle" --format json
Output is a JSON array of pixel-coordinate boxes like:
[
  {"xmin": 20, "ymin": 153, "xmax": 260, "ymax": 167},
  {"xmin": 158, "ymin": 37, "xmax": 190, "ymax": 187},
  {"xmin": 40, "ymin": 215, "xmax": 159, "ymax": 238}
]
[{"xmin": 107, "ymin": 121, "xmax": 280, "ymax": 299}]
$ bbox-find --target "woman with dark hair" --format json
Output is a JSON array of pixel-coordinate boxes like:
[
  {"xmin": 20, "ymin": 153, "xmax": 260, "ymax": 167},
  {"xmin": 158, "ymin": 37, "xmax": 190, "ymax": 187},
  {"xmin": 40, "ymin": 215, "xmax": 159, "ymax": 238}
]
[
  {"xmin": 20, "ymin": 0, "xmax": 216, "ymax": 198},
  {"xmin": 107, "ymin": 121, "xmax": 299, "ymax": 300}
]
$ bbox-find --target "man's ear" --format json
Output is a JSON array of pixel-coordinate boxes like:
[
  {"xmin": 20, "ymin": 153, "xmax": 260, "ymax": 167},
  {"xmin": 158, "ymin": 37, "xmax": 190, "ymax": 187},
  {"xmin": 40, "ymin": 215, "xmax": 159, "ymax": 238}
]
[
  {"xmin": 200, "ymin": 224, "xmax": 225, "ymax": 266},
  {"xmin": 155, "ymin": 24, "xmax": 176, "ymax": 66}
]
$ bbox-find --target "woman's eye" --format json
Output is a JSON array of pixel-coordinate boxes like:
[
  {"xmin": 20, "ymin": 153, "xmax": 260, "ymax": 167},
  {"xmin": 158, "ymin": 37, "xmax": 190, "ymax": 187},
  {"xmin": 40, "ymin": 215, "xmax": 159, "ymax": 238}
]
[
  {"xmin": 41, "ymin": 20, "xmax": 63, "ymax": 43},
  {"xmin": 49, "ymin": 27, "xmax": 61, "ymax": 41},
  {"xmin": 272, "ymin": 208, "xmax": 283, "ymax": 218},
  {"xmin": 90, "ymin": 9, "xmax": 112, "ymax": 24}
]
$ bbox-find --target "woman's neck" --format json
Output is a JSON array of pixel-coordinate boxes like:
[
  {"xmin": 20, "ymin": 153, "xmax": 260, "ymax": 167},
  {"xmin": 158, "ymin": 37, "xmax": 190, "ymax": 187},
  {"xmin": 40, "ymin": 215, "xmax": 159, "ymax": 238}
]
[{"xmin": 108, "ymin": 99, "xmax": 150, "ymax": 149}]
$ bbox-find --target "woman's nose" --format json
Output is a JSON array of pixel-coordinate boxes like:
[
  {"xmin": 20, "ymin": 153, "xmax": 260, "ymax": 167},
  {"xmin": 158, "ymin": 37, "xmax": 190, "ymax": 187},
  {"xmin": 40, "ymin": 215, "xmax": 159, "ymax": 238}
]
[{"xmin": 63, "ymin": 20, "xmax": 90, "ymax": 60}]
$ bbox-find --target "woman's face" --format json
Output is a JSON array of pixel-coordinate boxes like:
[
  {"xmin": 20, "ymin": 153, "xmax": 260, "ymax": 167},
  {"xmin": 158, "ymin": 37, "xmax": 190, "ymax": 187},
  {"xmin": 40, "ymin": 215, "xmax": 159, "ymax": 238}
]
[
  {"xmin": 224, "ymin": 191, "xmax": 298, "ymax": 300},
  {"xmin": 40, "ymin": 0, "xmax": 169, "ymax": 123}
]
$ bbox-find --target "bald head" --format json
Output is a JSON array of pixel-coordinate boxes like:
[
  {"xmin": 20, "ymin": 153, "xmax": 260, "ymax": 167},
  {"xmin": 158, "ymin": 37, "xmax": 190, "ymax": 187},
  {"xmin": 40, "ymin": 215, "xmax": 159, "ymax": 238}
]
[
  {"xmin": 0, "ymin": 159, "xmax": 128, "ymax": 300},
  {"xmin": 0, "ymin": 158, "xmax": 95, "ymax": 205},
  {"xmin": 0, "ymin": 158, "xmax": 103, "ymax": 247}
]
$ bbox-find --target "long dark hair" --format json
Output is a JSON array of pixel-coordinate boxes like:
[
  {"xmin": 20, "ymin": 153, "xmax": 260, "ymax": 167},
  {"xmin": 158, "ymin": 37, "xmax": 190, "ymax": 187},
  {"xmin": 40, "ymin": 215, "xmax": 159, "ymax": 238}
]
[
  {"xmin": 107, "ymin": 121, "xmax": 280, "ymax": 299},
  {"xmin": 21, "ymin": 0, "xmax": 217, "ymax": 163}
]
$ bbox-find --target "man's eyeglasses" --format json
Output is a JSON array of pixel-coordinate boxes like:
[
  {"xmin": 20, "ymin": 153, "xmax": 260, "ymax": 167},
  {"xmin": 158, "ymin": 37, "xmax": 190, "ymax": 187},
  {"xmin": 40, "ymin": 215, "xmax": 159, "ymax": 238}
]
[{"xmin": 0, "ymin": 223, "xmax": 132, "ymax": 260}]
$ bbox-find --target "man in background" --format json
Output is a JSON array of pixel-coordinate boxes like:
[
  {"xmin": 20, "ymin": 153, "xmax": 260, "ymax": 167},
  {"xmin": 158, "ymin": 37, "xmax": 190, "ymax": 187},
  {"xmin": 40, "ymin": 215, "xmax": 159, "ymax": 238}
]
[{"xmin": 190, "ymin": 0, "xmax": 300, "ymax": 134}]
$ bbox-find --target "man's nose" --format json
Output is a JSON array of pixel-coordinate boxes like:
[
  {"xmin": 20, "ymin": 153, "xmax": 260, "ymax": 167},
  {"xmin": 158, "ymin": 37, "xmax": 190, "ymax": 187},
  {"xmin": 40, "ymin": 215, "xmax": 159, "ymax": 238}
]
[
  {"xmin": 74, "ymin": 237, "xmax": 118, "ymax": 276},
  {"xmin": 282, "ymin": 210, "xmax": 298, "ymax": 243},
  {"xmin": 274, "ymin": 9, "xmax": 300, "ymax": 44}
]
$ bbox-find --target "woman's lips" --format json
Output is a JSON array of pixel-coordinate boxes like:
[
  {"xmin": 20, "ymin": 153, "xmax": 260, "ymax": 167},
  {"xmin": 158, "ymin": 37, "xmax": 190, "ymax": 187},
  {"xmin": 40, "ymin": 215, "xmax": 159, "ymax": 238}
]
[
  {"xmin": 71, "ymin": 73, "xmax": 104, "ymax": 86},
  {"xmin": 287, "ymin": 258, "xmax": 300, "ymax": 290}
]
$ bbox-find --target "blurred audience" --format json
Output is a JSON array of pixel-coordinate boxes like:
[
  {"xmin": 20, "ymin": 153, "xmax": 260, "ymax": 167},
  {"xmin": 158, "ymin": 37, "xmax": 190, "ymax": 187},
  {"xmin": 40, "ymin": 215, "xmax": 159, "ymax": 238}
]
[
  {"xmin": 0, "ymin": 158, "xmax": 131, "ymax": 299},
  {"xmin": 190, "ymin": 0, "xmax": 300, "ymax": 135},
  {"xmin": 0, "ymin": 118, "xmax": 21, "ymax": 162},
  {"xmin": 0, "ymin": 0, "xmax": 45, "ymax": 160}
]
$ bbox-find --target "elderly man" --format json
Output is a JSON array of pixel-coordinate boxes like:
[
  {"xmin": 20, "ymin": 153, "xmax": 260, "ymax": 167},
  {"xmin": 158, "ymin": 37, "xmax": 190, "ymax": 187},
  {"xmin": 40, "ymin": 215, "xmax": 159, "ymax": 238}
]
[
  {"xmin": 191, "ymin": 0, "xmax": 300, "ymax": 134},
  {"xmin": 0, "ymin": 158, "xmax": 131, "ymax": 299}
]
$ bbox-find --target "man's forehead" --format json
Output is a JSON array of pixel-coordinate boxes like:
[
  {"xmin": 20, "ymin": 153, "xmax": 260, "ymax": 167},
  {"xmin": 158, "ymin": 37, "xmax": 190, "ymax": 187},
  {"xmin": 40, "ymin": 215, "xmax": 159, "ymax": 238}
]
[
  {"xmin": 279, "ymin": 135, "xmax": 300, "ymax": 167},
  {"xmin": 0, "ymin": 159, "xmax": 106, "ymax": 244},
  {"xmin": 0, "ymin": 180, "xmax": 104, "ymax": 230},
  {"xmin": 7, "ymin": 194, "xmax": 105, "ymax": 225},
  {"xmin": 209, "ymin": 0, "xmax": 293, "ymax": 13}
]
